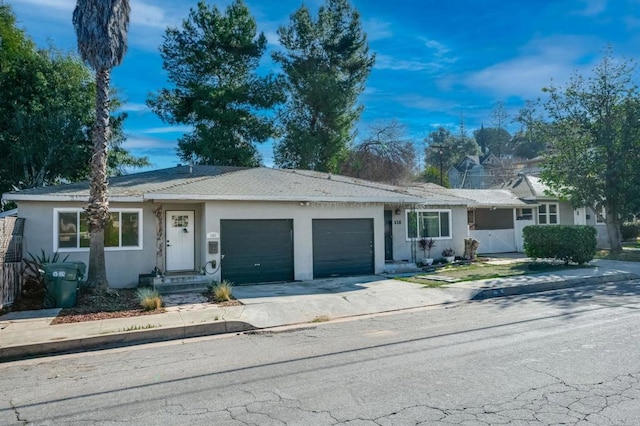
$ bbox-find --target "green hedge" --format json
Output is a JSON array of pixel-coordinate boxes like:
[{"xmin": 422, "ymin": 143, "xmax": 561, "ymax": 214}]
[
  {"xmin": 523, "ymin": 225, "xmax": 596, "ymax": 265},
  {"xmin": 621, "ymin": 223, "xmax": 640, "ymax": 241}
]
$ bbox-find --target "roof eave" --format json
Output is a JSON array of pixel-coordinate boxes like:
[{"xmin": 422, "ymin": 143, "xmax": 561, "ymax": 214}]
[{"xmin": 3, "ymin": 194, "xmax": 143, "ymax": 202}]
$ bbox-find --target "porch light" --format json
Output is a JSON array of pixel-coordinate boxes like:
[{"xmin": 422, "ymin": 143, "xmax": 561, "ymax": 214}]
[{"xmin": 395, "ymin": 209, "xmax": 402, "ymax": 215}]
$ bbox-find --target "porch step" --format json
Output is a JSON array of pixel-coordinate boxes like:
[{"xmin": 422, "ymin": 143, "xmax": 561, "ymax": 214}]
[
  {"xmin": 383, "ymin": 261, "xmax": 421, "ymax": 274},
  {"xmin": 152, "ymin": 275, "xmax": 213, "ymax": 295}
]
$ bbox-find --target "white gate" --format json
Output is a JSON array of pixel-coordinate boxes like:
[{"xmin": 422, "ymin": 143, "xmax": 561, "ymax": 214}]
[
  {"xmin": 470, "ymin": 229, "xmax": 516, "ymax": 254},
  {"xmin": 514, "ymin": 219, "xmax": 535, "ymax": 252}
]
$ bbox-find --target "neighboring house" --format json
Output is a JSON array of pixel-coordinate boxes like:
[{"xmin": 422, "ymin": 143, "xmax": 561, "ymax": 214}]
[
  {"xmin": 421, "ymin": 174, "xmax": 608, "ymax": 254},
  {"xmin": 3, "ymin": 166, "xmax": 471, "ymax": 288},
  {"xmin": 497, "ymin": 174, "xmax": 575, "ymax": 226},
  {"xmin": 495, "ymin": 174, "xmax": 609, "ymax": 250},
  {"xmin": 449, "ymin": 189, "xmax": 534, "ymax": 253},
  {"xmin": 447, "ymin": 153, "xmax": 510, "ymax": 189},
  {"xmin": 573, "ymin": 205, "xmax": 610, "ymax": 248}
]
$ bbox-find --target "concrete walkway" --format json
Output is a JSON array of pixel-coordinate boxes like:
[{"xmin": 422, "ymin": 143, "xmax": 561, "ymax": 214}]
[{"xmin": 1, "ymin": 257, "xmax": 639, "ymax": 361}]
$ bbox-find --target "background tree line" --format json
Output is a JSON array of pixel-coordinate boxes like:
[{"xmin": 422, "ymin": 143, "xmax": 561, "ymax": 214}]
[{"xmin": 147, "ymin": 0, "xmax": 551, "ymax": 186}]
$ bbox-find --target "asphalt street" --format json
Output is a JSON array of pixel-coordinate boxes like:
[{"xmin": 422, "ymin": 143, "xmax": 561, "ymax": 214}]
[{"xmin": 2, "ymin": 280, "xmax": 640, "ymax": 425}]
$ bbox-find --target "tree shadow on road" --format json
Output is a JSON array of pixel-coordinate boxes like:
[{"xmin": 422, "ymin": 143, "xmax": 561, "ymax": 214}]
[{"xmin": 484, "ymin": 280, "xmax": 640, "ymax": 314}]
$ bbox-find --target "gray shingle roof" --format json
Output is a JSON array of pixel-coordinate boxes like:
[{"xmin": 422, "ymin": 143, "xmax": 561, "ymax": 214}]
[
  {"xmin": 404, "ymin": 184, "xmax": 529, "ymax": 207},
  {"xmin": 446, "ymin": 189, "xmax": 529, "ymax": 207},
  {"xmin": 3, "ymin": 166, "xmax": 437, "ymax": 204},
  {"xmin": 495, "ymin": 175, "xmax": 556, "ymax": 200}
]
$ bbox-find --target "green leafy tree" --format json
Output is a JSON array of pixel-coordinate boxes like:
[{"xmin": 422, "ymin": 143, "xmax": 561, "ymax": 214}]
[
  {"xmin": 73, "ymin": 0, "xmax": 130, "ymax": 287},
  {"xmin": 340, "ymin": 120, "xmax": 416, "ymax": 184},
  {"xmin": 507, "ymin": 101, "xmax": 548, "ymax": 159},
  {"xmin": 419, "ymin": 166, "xmax": 450, "ymax": 187},
  {"xmin": 0, "ymin": 4, "xmax": 146, "ymax": 202},
  {"xmin": 148, "ymin": 0, "xmax": 283, "ymax": 167},
  {"xmin": 537, "ymin": 51, "xmax": 640, "ymax": 252},
  {"xmin": 473, "ymin": 126, "xmax": 511, "ymax": 157},
  {"xmin": 424, "ymin": 126, "xmax": 479, "ymax": 172},
  {"xmin": 273, "ymin": 0, "xmax": 375, "ymax": 172}
]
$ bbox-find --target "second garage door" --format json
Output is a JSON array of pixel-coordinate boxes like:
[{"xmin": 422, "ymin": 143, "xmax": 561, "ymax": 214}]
[
  {"xmin": 221, "ymin": 219, "xmax": 294, "ymax": 285},
  {"xmin": 313, "ymin": 219, "xmax": 374, "ymax": 278}
]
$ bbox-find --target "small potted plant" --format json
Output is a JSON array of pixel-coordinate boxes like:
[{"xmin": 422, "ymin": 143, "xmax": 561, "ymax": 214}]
[
  {"xmin": 418, "ymin": 237, "xmax": 436, "ymax": 265},
  {"xmin": 442, "ymin": 247, "xmax": 455, "ymax": 263}
]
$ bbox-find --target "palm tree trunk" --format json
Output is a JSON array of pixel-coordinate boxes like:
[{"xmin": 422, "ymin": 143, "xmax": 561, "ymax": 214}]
[{"xmin": 85, "ymin": 68, "xmax": 111, "ymax": 287}]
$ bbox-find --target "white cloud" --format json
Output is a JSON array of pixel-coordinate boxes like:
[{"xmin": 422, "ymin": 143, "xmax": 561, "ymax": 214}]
[
  {"xmin": 118, "ymin": 103, "xmax": 150, "ymax": 113},
  {"xmin": 122, "ymin": 136, "xmax": 176, "ymax": 150},
  {"xmin": 462, "ymin": 36, "xmax": 598, "ymax": 99},
  {"xmin": 375, "ymin": 37, "xmax": 455, "ymax": 72},
  {"xmin": 421, "ymin": 38, "xmax": 451, "ymax": 59},
  {"xmin": 362, "ymin": 18, "xmax": 392, "ymax": 42},
  {"xmin": 395, "ymin": 94, "xmax": 459, "ymax": 111},
  {"xmin": 130, "ymin": 1, "xmax": 175, "ymax": 29},
  {"xmin": 140, "ymin": 125, "xmax": 192, "ymax": 134},
  {"xmin": 571, "ymin": 0, "xmax": 607, "ymax": 16},
  {"xmin": 17, "ymin": 0, "xmax": 71, "ymax": 11},
  {"xmin": 375, "ymin": 54, "xmax": 441, "ymax": 72}
]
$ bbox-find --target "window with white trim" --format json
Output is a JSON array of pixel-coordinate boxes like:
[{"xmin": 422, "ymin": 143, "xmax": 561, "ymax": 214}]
[
  {"xmin": 595, "ymin": 206, "xmax": 606, "ymax": 224},
  {"xmin": 406, "ymin": 210, "xmax": 451, "ymax": 239},
  {"xmin": 538, "ymin": 203, "xmax": 558, "ymax": 225},
  {"xmin": 54, "ymin": 208, "xmax": 142, "ymax": 251}
]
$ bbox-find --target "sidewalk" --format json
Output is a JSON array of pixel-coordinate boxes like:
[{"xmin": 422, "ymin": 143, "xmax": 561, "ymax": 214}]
[{"xmin": 1, "ymin": 258, "xmax": 639, "ymax": 361}]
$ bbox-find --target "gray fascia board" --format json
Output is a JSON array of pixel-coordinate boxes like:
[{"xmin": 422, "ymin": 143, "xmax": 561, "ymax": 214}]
[
  {"xmin": 2, "ymin": 194, "xmax": 143, "ymax": 202},
  {"xmin": 143, "ymin": 193, "xmax": 468, "ymax": 206},
  {"xmin": 144, "ymin": 193, "xmax": 426, "ymax": 203}
]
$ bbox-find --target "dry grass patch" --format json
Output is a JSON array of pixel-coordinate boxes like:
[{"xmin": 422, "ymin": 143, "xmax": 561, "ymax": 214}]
[{"xmin": 398, "ymin": 261, "xmax": 593, "ymax": 287}]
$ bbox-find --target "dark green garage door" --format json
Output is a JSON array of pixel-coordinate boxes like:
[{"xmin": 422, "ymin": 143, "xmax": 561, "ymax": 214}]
[
  {"xmin": 313, "ymin": 219, "xmax": 374, "ymax": 278},
  {"xmin": 221, "ymin": 219, "xmax": 294, "ymax": 284}
]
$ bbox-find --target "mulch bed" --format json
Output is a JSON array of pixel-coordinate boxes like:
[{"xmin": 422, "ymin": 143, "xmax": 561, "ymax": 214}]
[
  {"xmin": 10, "ymin": 284, "xmax": 242, "ymax": 324},
  {"xmin": 51, "ymin": 288, "xmax": 162, "ymax": 324}
]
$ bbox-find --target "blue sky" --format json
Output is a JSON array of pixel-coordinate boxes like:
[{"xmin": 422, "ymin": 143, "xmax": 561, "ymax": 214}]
[{"xmin": 8, "ymin": 0, "xmax": 640, "ymax": 170}]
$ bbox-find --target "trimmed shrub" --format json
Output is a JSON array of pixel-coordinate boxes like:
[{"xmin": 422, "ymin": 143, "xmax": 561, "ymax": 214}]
[
  {"xmin": 621, "ymin": 222, "xmax": 640, "ymax": 241},
  {"xmin": 523, "ymin": 225, "xmax": 596, "ymax": 265}
]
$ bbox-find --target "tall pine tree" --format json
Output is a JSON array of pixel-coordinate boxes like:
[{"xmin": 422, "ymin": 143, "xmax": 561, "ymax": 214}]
[
  {"xmin": 273, "ymin": 0, "xmax": 375, "ymax": 172},
  {"xmin": 147, "ymin": 0, "xmax": 283, "ymax": 167}
]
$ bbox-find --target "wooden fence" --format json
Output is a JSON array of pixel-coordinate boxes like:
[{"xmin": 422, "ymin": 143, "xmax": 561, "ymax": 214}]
[{"xmin": 0, "ymin": 217, "xmax": 24, "ymax": 308}]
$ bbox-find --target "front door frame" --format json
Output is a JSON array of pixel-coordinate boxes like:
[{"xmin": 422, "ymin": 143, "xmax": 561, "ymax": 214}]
[
  {"xmin": 165, "ymin": 210, "xmax": 195, "ymax": 272},
  {"xmin": 384, "ymin": 210, "xmax": 393, "ymax": 261}
]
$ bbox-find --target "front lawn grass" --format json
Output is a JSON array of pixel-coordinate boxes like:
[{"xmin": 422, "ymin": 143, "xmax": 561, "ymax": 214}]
[{"xmin": 397, "ymin": 261, "xmax": 593, "ymax": 287}]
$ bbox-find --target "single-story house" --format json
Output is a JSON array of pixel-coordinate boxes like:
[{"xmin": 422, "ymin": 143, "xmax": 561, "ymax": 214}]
[
  {"xmin": 448, "ymin": 188, "xmax": 534, "ymax": 253},
  {"xmin": 3, "ymin": 166, "xmax": 471, "ymax": 288}
]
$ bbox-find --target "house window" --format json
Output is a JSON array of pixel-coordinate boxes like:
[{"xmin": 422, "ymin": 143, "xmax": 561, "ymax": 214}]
[
  {"xmin": 517, "ymin": 208, "xmax": 533, "ymax": 220},
  {"xmin": 538, "ymin": 203, "xmax": 558, "ymax": 225},
  {"xmin": 54, "ymin": 208, "xmax": 142, "ymax": 251},
  {"xmin": 406, "ymin": 210, "xmax": 451, "ymax": 240},
  {"xmin": 595, "ymin": 206, "xmax": 606, "ymax": 224}
]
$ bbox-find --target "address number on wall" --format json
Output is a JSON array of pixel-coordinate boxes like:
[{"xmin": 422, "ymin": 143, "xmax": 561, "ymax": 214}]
[{"xmin": 393, "ymin": 220, "xmax": 402, "ymax": 225}]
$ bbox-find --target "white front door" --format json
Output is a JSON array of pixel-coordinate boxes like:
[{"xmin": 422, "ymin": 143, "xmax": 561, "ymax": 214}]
[{"xmin": 166, "ymin": 211, "xmax": 195, "ymax": 271}]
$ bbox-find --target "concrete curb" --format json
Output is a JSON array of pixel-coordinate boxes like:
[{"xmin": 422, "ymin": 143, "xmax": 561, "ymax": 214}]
[
  {"xmin": 0, "ymin": 320, "xmax": 255, "ymax": 362},
  {"xmin": 471, "ymin": 272, "xmax": 640, "ymax": 300}
]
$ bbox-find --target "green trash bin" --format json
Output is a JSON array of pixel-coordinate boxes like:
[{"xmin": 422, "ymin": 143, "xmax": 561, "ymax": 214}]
[{"xmin": 43, "ymin": 262, "xmax": 84, "ymax": 308}]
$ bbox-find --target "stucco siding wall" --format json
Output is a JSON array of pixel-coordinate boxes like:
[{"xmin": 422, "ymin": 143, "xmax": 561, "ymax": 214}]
[
  {"xmin": 559, "ymin": 201, "xmax": 574, "ymax": 225},
  {"xmin": 17, "ymin": 200, "xmax": 158, "ymax": 288},
  {"xmin": 391, "ymin": 205, "xmax": 467, "ymax": 261},
  {"xmin": 203, "ymin": 201, "xmax": 384, "ymax": 282}
]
